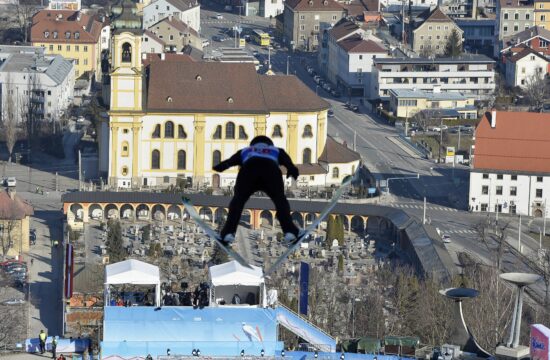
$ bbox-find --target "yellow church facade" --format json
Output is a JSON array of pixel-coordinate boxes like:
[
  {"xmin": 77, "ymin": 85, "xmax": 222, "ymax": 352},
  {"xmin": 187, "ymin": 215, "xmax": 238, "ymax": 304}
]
[{"xmin": 100, "ymin": 30, "xmax": 330, "ymax": 189}]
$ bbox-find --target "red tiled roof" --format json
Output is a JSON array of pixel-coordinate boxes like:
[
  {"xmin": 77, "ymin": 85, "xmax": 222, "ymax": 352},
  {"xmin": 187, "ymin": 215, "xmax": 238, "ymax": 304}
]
[
  {"xmin": 337, "ymin": 35, "xmax": 386, "ymax": 53},
  {"xmin": 30, "ymin": 10, "xmax": 102, "ymax": 44},
  {"xmin": 0, "ymin": 191, "xmax": 34, "ymax": 220},
  {"xmin": 499, "ymin": 0, "xmax": 533, "ymax": 8},
  {"xmin": 423, "ymin": 6, "xmax": 453, "ymax": 22},
  {"xmin": 507, "ymin": 45, "xmax": 549, "ymax": 63},
  {"xmin": 141, "ymin": 52, "xmax": 195, "ymax": 66},
  {"xmin": 285, "ymin": 0, "xmax": 345, "ymax": 12},
  {"xmin": 144, "ymin": 29, "xmax": 166, "ymax": 46},
  {"xmin": 328, "ymin": 19, "xmax": 360, "ymax": 41},
  {"xmin": 474, "ymin": 111, "xmax": 550, "ymax": 173},
  {"xmin": 156, "ymin": 16, "xmax": 199, "ymax": 37}
]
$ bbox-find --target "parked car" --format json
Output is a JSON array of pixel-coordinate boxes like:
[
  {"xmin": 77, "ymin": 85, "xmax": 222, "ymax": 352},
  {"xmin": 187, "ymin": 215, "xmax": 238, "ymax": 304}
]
[
  {"xmin": 215, "ymin": 13, "xmax": 223, "ymax": 19},
  {"xmin": 328, "ymin": 109, "xmax": 335, "ymax": 117},
  {"xmin": 442, "ymin": 234, "xmax": 451, "ymax": 243},
  {"xmin": 6, "ymin": 177, "xmax": 16, "ymax": 187}
]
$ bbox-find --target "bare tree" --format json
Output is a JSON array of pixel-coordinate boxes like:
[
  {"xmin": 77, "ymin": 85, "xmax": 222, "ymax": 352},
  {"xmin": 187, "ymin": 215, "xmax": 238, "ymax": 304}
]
[
  {"xmin": 524, "ymin": 73, "xmax": 548, "ymax": 111},
  {"xmin": 0, "ymin": 220, "xmax": 17, "ymax": 256},
  {"xmin": 1, "ymin": 76, "xmax": 19, "ymax": 163},
  {"xmin": 14, "ymin": 2, "xmax": 38, "ymax": 44}
]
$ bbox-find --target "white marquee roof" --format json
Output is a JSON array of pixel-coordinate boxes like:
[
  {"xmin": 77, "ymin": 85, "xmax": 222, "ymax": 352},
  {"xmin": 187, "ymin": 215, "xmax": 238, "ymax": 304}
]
[
  {"xmin": 209, "ymin": 260, "xmax": 264, "ymax": 286},
  {"xmin": 105, "ymin": 259, "xmax": 160, "ymax": 285}
]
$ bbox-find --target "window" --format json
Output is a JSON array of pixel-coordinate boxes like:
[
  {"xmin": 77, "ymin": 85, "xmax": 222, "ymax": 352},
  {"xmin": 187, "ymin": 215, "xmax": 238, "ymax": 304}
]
[
  {"xmin": 314, "ymin": 25, "xmax": 319, "ymax": 31},
  {"xmin": 213, "ymin": 150, "xmax": 221, "ymax": 167},
  {"xmin": 536, "ymin": 188, "xmax": 543, "ymax": 198},
  {"xmin": 225, "ymin": 122, "xmax": 235, "ymax": 139},
  {"xmin": 66, "ymin": 45, "xmax": 70, "ymax": 51},
  {"xmin": 497, "ymin": 174, "xmax": 503, "ymax": 180},
  {"xmin": 152, "ymin": 124, "xmax": 161, "ymax": 138},
  {"xmin": 58, "ymin": 45, "xmax": 62, "ymax": 51},
  {"xmin": 496, "ymin": 186, "xmax": 503, "ymax": 195},
  {"xmin": 165, "ymin": 121, "xmax": 174, "ymax": 138},
  {"xmin": 49, "ymin": 45, "xmax": 53, "ymax": 51},
  {"xmin": 332, "ymin": 15, "xmax": 337, "ymax": 20},
  {"xmin": 302, "ymin": 125, "xmax": 313, "ymax": 138},
  {"xmin": 300, "ymin": 25, "xmax": 305, "ymax": 31},
  {"xmin": 75, "ymin": 59, "xmax": 79, "ymax": 65},
  {"xmin": 84, "ymin": 45, "xmax": 88, "ymax": 52},
  {"xmin": 75, "ymin": 45, "xmax": 79, "ymax": 51},
  {"xmin": 53, "ymin": 31, "xmax": 58, "ymax": 39},
  {"xmin": 121, "ymin": 141, "xmax": 129, "ymax": 157},
  {"xmin": 84, "ymin": 59, "xmax": 88, "ymax": 65},
  {"xmin": 542, "ymin": 15, "xmax": 547, "ymax": 21},
  {"xmin": 510, "ymin": 186, "xmax": 517, "ymax": 196},
  {"xmin": 178, "ymin": 125, "xmax": 187, "ymax": 139},
  {"xmin": 122, "ymin": 42, "xmax": 132, "ymax": 63},
  {"xmin": 504, "ymin": 26, "xmax": 508, "ymax": 32},
  {"xmin": 151, "ymin": 150, "xmax": 160, "ymax": 169},
  {"xmin": 123, "ymin": 129, "xmax": 129, "ymax": 134},
  {"xmin": 121, "ymin": 166, "xmax": 128, "ymax": 176},
  {"xmin": 514, "ymin": 25, "xmax": 518, "ymax": 31},
  {"xmin": 482, "ymin": 185, "xmax": 489, "ymax": 195},
  {"xmin": 213, "ymin": 125, "xmax": 222, "ymax": 139},
  {"xmin": 65, "ymin": 31, "xmax": 71, "ymax": 39},
  {"xmin": 481, "ymin": 203, "xmax": 488, "ymax": 212},
  {"xmin": 511, "ymin": 175, "xmax": 517, "ymax": 180},
  {"xmin": 302, "ymin": 148, "xmax": 312, "ymax": 163},
  {"xmin": 272, "ymin": 125, "xmax": 283, "ymax": 137},
  {"xmin": 483, "ymin": 173, "xmax": 489, "ymax": 179},
  {"xmin": 537, "ymin": 176, "xmax": 543, "ymax": 182},
  {"xmin": 526, "ymin": 13, "xmax": 530, "ymax": 20},
  {"xmin": 504, "ymin": 12, "xmax": 509, "ymax": 19},
  {"xmin": 515, "ymin": 12, "xmax": 519, "ymax": 19},
  {"xmin": 300, "ymin": 15, "xmax": 305, "ymax": 20},
  {"xmin": 169, "ymin": 35, "xmax": 174, "ymax": 40},
  {"xmin": 238, "ymin": 126, "xmax": 248, "ymax": 140},
  {"xmin": 332, "ymin": 167, "xmax": 339, "ymax": 178},
  {"xmin": 177, "ymin": 150, "xmax": 186, "ymax": 169}
]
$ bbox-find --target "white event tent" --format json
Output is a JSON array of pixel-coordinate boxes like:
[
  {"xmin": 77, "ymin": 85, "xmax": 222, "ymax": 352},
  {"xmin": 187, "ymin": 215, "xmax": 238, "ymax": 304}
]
[
  {"xmin": 104, "ymin": 259, "xmax": 161, "ymax": 307},
  {"xmin": 208, "ymin": 260, "xmax": 267, "ymax": 307}
]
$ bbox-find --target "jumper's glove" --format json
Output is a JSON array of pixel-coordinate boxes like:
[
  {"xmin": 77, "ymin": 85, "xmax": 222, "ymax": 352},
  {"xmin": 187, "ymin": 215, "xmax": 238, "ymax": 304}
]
[
  {"xmin": 213, "ymin": 163, "xmax": 226, "ymax": 172},
  {"xmin": 286, "ymin": 166, "xmax": 299, "ymax": 181}
]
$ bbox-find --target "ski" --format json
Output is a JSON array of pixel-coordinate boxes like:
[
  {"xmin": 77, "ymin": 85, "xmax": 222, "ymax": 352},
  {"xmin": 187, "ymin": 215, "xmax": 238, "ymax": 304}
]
[
  {"xmin": 263, "ymin": 176, "xmax": 353, "ymax": 278},
  {"xmin": 182, "ymin": 197, "xmax": 253, "ymax": 269}
]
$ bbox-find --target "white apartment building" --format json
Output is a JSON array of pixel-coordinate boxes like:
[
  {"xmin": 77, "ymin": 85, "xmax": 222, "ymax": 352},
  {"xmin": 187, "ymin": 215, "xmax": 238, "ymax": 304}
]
[
  {"xmin": 369, "ymin": 54, "xmax": 496, "ymax": 100},
  {"xmin": 260, "ymin": 0, "xmax": 284, "ymax": 18},
  {"xmin": 469, "ymin": 111, "xmax": 550, "ymax": 217},
  {"xmin": 504, "ymin": 46, "xmax": 549, "ymax": 88},
  {"xmin": 101, "ymin": 24, "xmax": 111, "ymax": 51},
  {"xmin": 0, "ymin": 45, "xmax": 75, "ymax": 124},
  {"xmin": 142, "ymin": 0, "xmax": 200, "ymax": 32}
]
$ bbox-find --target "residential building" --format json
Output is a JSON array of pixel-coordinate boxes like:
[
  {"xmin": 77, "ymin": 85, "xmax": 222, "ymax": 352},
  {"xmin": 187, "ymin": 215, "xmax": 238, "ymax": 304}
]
[
  {"xmin": 380, "ymin": 0, "xmax": 437, "ymax": 7},
  {"xmin": 143, "ymin": 30, "xmax": 166, "ymax": 53},
  {"xmin": 30, "ymin": 10, "xmax": 104, "ymax": 80},
  {"xmin": 534, "ymin": 0, "xmax": 550, "ymax": 28},
  {"xmin": 389, "ymin": 89, "xmax": 477, "ymax": 119},
  {"xmin": 100, "ymin": 21, "xmax": 111, "ymax": 51},
  {"xmin": 504, "ymin": 45, "xmax": 549, "ymax": 87},
  {"xmin": 500, "ymin": 25, "xmax": 550, "ymax": 56},
  {"xmin": 321, "ymin": 18, "xmax": 363, "ymax": 80},
  {"xmin": 142, "ymin": 0, "xmax": 200, "ymax": 32},
  {"xmin": 101, "ymin": 29, "xmax": 345, "ymax": 189},
  {"xmin": 412, "ymin": 7, "xmax": 463, "ymax": 56},
  {"xmin": 496, "ymin": 0, "xmax": 534, "ymax": 41},
  {"xmin": 370, "ymin": 55, "xmax": 496, "ymax": 101},
  {"xmin": 441, "ymin": 0, "xmax": 471, "ymax": 18},
  {"xmin": 146, "ymin": 16, "xmax": 202, "ymax": 51},
  {"xmin": 0, "ymin": 189, "xmax": 34, "ymax": 256},
  {"xmin": 469, "ymin": 111, "xmax": 550, "ymax": 217},
  {"xmin": 0, "ymin": 45, "xmax": 75, "ymax": 124},
  {"xmin": 48, "ymin": 0, "xmax": 80, "ymax": 10},
  {"xmin": 283, "ymin": 0, "xmax": 346, "ymax": 51},
  {"xmin": 456, "ymin": 18, "xmax": 496, "ymax": 56},
  {"xmin": 259, "ymin": 0, "xmax": 285, "ymax": 18}
]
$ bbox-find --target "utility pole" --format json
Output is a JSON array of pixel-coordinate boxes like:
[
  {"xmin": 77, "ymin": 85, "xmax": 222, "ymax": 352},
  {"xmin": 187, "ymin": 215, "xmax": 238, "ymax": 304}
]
[
  {"xmin": 518, "ymin": 214, "xmax": 522, "ymax": 253},
  {"xmin": 78, "ymin": 149, "xmax": 82, "ymax": 191},
  {"xmin": 286, "ymin": 56, "xmax": 290, "ymax": 75},
  {"xmin": 544, "ymin": 200, "xmax": 547, "ymax": 237}
]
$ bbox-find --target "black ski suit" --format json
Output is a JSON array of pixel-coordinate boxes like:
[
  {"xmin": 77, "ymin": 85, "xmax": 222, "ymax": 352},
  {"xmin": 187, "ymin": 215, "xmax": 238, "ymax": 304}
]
[{"xmin": 213, "ymin": 144, "xmax": 300, "ymax": 239}]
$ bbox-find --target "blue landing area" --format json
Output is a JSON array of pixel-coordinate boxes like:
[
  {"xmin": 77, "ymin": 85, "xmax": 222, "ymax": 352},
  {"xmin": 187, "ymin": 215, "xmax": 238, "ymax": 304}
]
[{"xmin": 284, "ymin": 351, "xmax": 413, "ymax": 360}]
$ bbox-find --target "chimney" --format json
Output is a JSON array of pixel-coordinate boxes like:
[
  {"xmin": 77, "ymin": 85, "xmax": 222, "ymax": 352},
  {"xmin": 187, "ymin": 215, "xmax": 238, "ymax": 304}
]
[
  {"xmin": 490, "ymin": 109, "xmax": 497, "ymax": 128},
  {"xmin": 160, "ymin": 53, "xmax": 166, "ymax": 60}
]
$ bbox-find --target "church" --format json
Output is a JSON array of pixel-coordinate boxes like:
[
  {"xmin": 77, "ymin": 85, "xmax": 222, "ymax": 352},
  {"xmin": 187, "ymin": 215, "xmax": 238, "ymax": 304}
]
[{"xmin": 99, "ymin": 4, "xmax": 360, "ymax": 189}]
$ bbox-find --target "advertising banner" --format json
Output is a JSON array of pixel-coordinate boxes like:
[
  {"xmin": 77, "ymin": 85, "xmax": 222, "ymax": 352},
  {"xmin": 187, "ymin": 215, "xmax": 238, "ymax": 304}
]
[
  {"xmin": 299, "ymin": 262, "xmax": 309, "ymax": 316},
  {"xmin": 531, "ymin": 324, "xmax": 550, "ymax": 360}
]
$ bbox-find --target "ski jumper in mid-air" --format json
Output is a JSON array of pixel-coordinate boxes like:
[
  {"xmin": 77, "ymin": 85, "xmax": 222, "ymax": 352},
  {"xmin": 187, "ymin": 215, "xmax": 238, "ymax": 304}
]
[{"xmin": 213, "ymin": 135, "xmax": 302, "ymax": 246}]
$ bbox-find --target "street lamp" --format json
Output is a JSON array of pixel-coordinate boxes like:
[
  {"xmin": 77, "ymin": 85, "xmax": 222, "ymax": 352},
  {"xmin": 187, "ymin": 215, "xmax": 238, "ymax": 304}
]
[
  {"xmin": 286, "ymin": 56, "xmax": 290, "ymax": 75},
  {"xmin": 386, "ymin": 173, "xmax": 420, "ymax": 198}
]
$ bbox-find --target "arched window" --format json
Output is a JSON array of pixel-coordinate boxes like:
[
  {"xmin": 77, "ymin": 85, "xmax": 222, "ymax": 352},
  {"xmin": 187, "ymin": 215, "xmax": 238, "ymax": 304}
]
[
  {"xmin": 121, "ymin": 141, "xmax": 129, "ymax": 157},
  {"xmin": 302, "ymin": 125, "xmax": 313, "ymax": 138},
  {"xmin": 121, "ymin": 166, "xmax": 128, "ymax": 176},
  {"xmin": 239, "ymin": 126, "xmax": 248, "ymax": 140},
  {"xmin": 152, "ymin": 124, "xmax": 161, "ymax": 138},
  {"xmin": 302, "ymin": 148, "xmax": 312, "ymax": 164},
  {"xmin": 165, "ymin": 121, "xmax": 174, "ymax": 138},
  {"xmin": 151, "ymin": 149, "xmax": 160, "ymax": 169},
  {"xmin": 332, "ymin": 167, "xmax": 339, "ymax": 179},
  {"xmin": 122, "ymin": 42, "xmax": 132, "ymax": 63},
  {"xmin": 225, "ymin": 122, "xmax": 235, "ymax": 139},
  {"xmin": 177, "ymin": 150, "xmax": 186, "ymax": 169},
  {"xmin": 213, "ymin": 150, "xmax": 221, "ymax": 167},
  {"xmin": 272, "ymin": 125, "xmax": 283, "ymax": 138},
  {"xmin": 178, "ymin": 125, "xmax": 187, "ymax": 139},
  {"xmin": 213, "ymin": 125, "xmax": 222, "ymax": 139}
]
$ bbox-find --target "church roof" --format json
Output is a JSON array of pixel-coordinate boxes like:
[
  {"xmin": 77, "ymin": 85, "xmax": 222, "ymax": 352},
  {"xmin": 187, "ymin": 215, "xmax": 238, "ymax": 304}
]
[{"xmin": 146, "ymin": 62, "xmax": 329, "ymax": 113}]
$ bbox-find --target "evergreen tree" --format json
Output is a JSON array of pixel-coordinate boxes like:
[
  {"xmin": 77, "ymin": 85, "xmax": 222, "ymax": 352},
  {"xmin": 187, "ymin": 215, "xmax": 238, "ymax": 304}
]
[
  {"xmin": 444, "ymin": 29, "xmax": 463, "ymax": 57},
  {"xmin": 106, "ymin": 219, "xmax": 125, "ymax": 262},
  {"xmin": 210, "ymin": 243, "xmax": 229, "ymax": 265}
]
